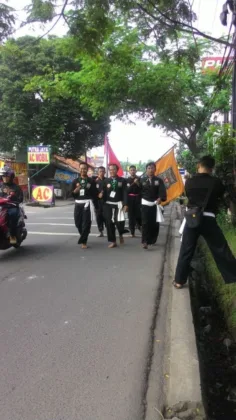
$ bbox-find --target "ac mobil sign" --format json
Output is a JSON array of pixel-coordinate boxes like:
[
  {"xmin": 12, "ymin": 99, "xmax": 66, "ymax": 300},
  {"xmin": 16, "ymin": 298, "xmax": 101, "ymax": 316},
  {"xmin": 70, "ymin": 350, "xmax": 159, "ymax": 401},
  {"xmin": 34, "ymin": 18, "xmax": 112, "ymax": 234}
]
[{"xmin": 202, "ymin": 56, "xmax": 234, "ymax": 73}]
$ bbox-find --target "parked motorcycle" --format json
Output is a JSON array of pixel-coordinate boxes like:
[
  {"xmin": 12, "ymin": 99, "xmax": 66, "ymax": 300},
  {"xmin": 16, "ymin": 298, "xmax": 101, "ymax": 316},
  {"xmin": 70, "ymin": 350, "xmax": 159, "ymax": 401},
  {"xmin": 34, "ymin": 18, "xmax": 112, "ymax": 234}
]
[{"xmin": 0, "ymin": 197, "xmax": 27, "ymax": 250}]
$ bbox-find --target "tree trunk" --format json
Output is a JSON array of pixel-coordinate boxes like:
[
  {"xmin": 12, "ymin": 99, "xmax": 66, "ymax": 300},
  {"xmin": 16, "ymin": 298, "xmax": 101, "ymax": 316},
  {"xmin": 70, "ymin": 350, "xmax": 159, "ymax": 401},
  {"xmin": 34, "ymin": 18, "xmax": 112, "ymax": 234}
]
[{"xmin": 186, "ymin": 139, "xmax": 201, "ymax": 157}]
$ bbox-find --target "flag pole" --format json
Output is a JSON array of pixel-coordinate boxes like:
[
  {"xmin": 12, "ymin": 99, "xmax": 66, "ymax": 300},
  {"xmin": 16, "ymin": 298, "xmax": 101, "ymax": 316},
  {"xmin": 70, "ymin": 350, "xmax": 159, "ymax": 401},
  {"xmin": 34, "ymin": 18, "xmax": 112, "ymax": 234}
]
[
  {"xmin": 105, "ymin": 134, "xmax": 108, "ymax": 175},
  {"xmin": 154, "ymin": 144, "xmax": 177, "ymax": 165}
]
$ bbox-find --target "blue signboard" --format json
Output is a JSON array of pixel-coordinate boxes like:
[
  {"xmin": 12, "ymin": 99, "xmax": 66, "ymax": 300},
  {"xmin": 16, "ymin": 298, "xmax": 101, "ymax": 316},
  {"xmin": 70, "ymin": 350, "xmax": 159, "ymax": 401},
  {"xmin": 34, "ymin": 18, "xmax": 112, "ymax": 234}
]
[{"xmin": 54, "ymin": 169, "xmax": 77, "ymax": 184}]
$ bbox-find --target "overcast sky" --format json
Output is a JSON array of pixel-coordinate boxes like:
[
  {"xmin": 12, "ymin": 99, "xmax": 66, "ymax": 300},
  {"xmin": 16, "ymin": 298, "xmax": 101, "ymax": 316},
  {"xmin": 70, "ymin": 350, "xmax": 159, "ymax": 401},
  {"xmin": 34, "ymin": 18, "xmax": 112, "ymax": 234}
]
[{"xmin": 5, "ymin": 0, "xmax": 228, "ymax": 162}]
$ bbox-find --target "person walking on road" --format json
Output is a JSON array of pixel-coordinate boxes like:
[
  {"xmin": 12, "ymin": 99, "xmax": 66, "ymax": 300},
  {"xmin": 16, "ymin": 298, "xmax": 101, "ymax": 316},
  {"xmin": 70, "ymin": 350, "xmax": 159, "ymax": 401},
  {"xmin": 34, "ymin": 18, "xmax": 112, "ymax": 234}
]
[
  {"xmin": 140, "ymin": 162, "xmax": 167, "ymax": 249},
  {"xmin": 72, "ymin": 162, "xmax": 97, "ymax": 249},
  {"xmin": 103, "ymin": 163, "xmax": 129, "ymax": 248},
  {"xmin": 127, "ymin": 165, "xmax": 142, "ymax": 238},
  {"xmin": 95, "ymin": 166, "xmax": 106, "ymax": 238},
  {"xmin": 174, "ymin": 155, "xmax": 236, "ymax": 288}
]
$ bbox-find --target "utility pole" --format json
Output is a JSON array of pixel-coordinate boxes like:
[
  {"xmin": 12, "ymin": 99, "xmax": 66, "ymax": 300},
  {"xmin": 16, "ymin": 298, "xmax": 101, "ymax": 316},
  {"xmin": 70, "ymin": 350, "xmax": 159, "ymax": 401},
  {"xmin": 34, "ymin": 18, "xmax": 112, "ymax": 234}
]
[
  {"xmin": 220, "ymin": 0, "xmax": 236, "ymax": 224},
  {"xmin": 221, "ymin": 0, "xmax": 236, "ymax": 128}
]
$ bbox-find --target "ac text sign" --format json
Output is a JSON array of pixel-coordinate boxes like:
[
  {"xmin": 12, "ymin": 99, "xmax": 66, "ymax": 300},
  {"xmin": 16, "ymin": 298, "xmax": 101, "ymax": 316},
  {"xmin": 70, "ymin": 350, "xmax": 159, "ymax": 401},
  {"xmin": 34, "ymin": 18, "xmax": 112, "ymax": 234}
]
[
  {"xmin": 28, "ymin": 146, "xmax": 50, "ymax": 164},
  {"xmin": 32, "ymin": 185, "xmax": 54, "ymax": 204}
]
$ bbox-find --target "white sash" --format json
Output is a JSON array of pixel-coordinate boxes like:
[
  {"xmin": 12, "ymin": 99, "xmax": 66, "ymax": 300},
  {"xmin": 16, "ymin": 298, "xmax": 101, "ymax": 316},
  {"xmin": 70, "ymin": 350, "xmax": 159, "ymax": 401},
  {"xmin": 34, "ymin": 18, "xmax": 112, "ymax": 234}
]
[
  {"xmin": 75, "ymin": 199, "xmax": 96, "ymax": 222},
  {"xmin": 141, "ymin": 199, "xmax": 165, "ymax": 223},
  {"xmin": 106, "ymin": 201, "xmax": 125, "ymax": 222}
]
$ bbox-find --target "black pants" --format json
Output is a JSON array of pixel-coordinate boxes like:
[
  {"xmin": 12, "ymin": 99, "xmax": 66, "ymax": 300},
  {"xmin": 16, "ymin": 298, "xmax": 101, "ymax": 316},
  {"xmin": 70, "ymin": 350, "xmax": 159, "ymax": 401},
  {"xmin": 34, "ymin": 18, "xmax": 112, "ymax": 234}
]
[
  {"xmin": 8, "ymin": 207, "xmax": 19, "ymax": 236},
  {"xmin": 105, "ymin": 204, "xmax": 126, "ymax": 243},
  {"xmin": 74, "ymin": 203, "xmax": 91, "ymax": 244},
  {"xmin": 141, "ymin": 205, "xmax": 160, "ymax": 245},
  {"xmin": 175, "ymin": 217, "xmax": 236, "ymax": 285},
  {"xmin": 128, "ymin": 195, "xmax": 141, "ymax": 235},
  {"xmin": 96, "ymin": 199, "xmax": 106, "ymax": 232}
]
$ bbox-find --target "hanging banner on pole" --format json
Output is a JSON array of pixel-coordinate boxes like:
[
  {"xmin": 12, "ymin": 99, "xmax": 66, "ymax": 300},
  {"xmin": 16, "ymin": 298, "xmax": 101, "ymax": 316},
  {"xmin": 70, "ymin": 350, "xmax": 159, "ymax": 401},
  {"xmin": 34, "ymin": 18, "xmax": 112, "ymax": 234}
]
[{"xmin": 27, "ymin": 146, "xmax": 50, "ymax": 164}]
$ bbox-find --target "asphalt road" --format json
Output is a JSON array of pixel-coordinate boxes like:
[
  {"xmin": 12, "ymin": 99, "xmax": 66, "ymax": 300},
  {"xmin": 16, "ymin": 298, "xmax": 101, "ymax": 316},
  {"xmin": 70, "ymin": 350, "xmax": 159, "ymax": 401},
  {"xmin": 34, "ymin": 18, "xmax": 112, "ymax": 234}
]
[{"xmin": 0, "ymin": 203, "xmax": 171, "ymax": 420}]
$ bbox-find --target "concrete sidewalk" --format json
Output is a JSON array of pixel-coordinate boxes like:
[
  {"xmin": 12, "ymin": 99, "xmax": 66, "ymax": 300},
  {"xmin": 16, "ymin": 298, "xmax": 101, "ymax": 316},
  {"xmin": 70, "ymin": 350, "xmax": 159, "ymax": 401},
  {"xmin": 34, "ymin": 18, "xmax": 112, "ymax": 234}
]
[
  {"xmin": 145, "ymin": 203, "xmax": 205, "ymax": 420},
  {"xmin": 164, "ymin": 210, "xmax": 205, "ymax": 419}
]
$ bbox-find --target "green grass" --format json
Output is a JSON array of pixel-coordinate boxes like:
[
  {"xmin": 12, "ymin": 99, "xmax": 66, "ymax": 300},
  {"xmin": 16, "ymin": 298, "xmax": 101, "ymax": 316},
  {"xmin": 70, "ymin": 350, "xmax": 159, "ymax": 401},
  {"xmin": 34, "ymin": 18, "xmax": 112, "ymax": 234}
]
[{"xmin": 202, "ymin": 215, "xmax": 236, "ymax": 333}]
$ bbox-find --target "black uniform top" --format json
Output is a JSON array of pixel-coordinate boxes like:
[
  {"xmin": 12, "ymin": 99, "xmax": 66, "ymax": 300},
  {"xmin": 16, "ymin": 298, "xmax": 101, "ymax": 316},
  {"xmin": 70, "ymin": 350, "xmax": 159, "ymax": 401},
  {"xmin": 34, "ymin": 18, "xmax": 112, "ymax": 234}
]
[
  {"xmin": 185, "ymin": 173, "xmax": 225, "ymax": 214},
  {"xmin": 140, "ymin": 176, "xmax": 167, "ymax": 202},
  {"xmin": 126, "ymin": 176, "xmax": 141, "ymax": 195},
  {"xmin": 95, "ymin": 177, "xmax": 106, "ymax": 195},
  {"xmin": 103, "ymin": 176, "xmax": 128, "ymax": 206},
  {"xmin": 72, "ymin": 177, "xmax": 97, "ymax": 203},
  {"xmin": 0, "ymin": 182, "xmax": 23, "ymax": 204}
]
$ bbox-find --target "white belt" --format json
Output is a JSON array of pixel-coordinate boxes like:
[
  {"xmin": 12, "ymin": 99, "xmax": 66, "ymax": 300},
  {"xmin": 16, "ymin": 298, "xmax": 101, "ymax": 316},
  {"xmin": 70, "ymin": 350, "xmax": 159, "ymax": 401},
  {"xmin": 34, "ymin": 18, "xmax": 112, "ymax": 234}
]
[
  {"xmin": 179, "ymin": 211, "xmax": 215, "ymax": 236},
  {"xmin": 141, "ymin": 199, "xmax": 164, "ymax": 223},
  {"xmin": 106, "ymin": 201, "xmax": 125, "ymax": 222},
  {"xmin": 75, "ymin": 199, "xmax": 96, "ymax": 221}
]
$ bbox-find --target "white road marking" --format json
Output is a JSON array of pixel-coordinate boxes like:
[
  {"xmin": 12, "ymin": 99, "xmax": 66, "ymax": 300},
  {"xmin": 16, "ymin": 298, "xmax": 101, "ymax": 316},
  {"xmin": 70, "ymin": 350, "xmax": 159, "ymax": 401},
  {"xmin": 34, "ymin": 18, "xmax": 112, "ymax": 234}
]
[
  {"xmin": 28, "ymin": 231, "xmax": 101, "ymax": 236},
  {"xmin": 27, "ymin": 223, "xmax": 75, "ymax": 226},
  {"xmin": 33, "ymin": 217, "xmax": 73, "ymax": 220},
  {"xmin": 26, "ymin": 223, "xmax": 99, "ymax": 227}
]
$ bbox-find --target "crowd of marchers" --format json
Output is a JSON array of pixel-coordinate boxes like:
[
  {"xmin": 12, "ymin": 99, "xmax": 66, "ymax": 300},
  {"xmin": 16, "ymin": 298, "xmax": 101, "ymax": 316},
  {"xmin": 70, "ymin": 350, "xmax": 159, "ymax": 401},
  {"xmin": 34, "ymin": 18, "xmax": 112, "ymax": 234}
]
[
  {"xmin": 72, "ymin": 156, "xmax": 236, "ymax": 287},
  {"xmin": 1, "ymin": 156, "xmax": 236, "ymax": 287},
  {"xmin": 72, "ymin": 161, "xmax": 166, "ymax": 250}
]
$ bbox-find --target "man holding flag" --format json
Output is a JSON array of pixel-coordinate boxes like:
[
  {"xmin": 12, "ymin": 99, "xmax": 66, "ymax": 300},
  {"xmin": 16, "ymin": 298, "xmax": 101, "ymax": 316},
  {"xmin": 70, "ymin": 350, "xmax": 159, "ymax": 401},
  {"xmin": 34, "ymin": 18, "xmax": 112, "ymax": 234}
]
[{"xmin": 140, "ymin": 162, "xmax": 167, "ymax": 249}]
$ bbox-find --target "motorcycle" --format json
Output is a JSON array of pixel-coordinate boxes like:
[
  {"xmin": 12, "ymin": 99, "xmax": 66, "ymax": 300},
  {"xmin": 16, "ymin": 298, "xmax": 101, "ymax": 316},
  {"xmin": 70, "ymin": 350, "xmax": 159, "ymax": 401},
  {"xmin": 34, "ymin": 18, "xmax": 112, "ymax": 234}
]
[{"xmin": 0, "ymin": 197, "xmax": 27, "ymax": 250}]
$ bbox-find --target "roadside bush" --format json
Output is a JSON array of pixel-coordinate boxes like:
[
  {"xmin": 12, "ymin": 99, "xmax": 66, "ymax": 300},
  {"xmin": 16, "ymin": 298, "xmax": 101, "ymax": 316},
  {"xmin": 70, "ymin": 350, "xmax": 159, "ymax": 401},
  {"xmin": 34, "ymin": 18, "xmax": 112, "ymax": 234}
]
[{"xmin": 203, "ymin": 213, "xmax": 236, "ymax": 333}]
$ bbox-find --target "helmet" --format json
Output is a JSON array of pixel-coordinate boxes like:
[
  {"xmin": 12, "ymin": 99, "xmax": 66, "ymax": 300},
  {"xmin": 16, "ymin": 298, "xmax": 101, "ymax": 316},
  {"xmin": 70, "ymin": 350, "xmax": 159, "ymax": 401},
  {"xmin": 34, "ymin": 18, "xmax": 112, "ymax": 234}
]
[{"xmin": 0, "ymin": 166, "xmax": 15, "ymax": 180}]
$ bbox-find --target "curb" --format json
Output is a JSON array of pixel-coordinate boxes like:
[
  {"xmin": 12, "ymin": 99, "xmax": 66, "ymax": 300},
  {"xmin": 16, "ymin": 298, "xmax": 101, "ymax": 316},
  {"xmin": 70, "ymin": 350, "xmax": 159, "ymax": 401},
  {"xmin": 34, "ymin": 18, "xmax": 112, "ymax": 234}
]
[
  {"xmin": 167, "ymin": 217, "xmax": 202, "ymax": 406},
  {"xmin": 144, "ymin": 203, "xmax": 173, "ymax": 420},
  {"xmin": 145, "ymin": 203, "xmax": 205, "ymax": 420}
]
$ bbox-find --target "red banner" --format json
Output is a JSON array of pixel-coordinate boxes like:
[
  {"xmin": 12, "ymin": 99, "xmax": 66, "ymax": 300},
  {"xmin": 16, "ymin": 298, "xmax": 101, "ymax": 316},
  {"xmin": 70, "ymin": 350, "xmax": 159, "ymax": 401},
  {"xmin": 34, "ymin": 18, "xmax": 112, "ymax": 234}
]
[
  {"xmin": 104, "ymin": 135, "xmax": 124, "ymax": 177},
  {"xmin": 202, "ymin": 56, "xmax": 234, "ymax": 73}
]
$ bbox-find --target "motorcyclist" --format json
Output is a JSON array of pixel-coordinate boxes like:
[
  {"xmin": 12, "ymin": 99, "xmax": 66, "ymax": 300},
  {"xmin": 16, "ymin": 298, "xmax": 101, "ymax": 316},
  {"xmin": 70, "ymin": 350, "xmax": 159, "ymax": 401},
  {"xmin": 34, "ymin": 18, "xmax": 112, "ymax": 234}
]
[{"xmin": 0, "ymin": 167, "xmax": 23, "ymax": 244}]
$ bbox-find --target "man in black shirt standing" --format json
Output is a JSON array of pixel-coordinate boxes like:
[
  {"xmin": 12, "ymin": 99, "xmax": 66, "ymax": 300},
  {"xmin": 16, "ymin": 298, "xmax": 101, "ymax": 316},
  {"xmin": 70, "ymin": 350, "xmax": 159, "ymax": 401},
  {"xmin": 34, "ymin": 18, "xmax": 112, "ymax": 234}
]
[
  {"xmin": 72, "ymin": 162, "xmax": 97, "ymax": 249},
  {"xmin": 140, "ymin": 162, "xmax": 167, "ymax": 249},
  {"xmin": 127, "ymin": 165, "xmax": 142, "ymax": 237},
  {"xmin": 95, "ymin": 166, "xmax": 106, "ymax": 237},
  {"xmin": 174, "ymin": 155, "xmax": 236, "ymax": 288},
  {"xmin": 103, "ymin": 163, "xmax": 128, "ymax": 248}
]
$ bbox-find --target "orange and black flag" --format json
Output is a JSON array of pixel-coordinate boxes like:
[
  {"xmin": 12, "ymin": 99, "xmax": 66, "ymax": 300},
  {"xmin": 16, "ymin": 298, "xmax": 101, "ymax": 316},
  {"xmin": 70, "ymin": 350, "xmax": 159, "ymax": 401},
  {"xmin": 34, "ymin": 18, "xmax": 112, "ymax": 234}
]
[{"xmin": 155, "ymin": 147, "xmax": 184, "ymax": 206}]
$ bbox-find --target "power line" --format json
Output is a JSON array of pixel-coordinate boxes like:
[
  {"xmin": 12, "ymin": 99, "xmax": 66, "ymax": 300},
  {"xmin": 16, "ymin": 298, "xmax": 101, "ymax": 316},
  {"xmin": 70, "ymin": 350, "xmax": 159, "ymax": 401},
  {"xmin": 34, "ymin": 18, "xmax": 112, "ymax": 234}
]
[{"xmin": 211, "ymin": 0, "xmax": 219, "ymax": 32}]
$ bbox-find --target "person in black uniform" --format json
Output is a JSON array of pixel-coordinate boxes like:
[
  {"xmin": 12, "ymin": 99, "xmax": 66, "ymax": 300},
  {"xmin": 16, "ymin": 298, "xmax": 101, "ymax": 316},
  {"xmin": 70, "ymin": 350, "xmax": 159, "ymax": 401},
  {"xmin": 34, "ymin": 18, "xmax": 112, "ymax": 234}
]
[
  {"xmin": 140, "ymin": 162, "xmax": 167, "ymax": 249},
  {"xmin": 127, "ymin": 165, "xmax": 142, "ymax": 238},
  {"xmin": 95, "ymin": 166, "xmax": 106, "ymax": 237},
  {"xmin": 72, "ymin": 162, "xmax": 97, "ymax": 249},
  {"xmin": 174, "ymin": 155, "xmax": 236, "ymax": 288},
  {"xmin": 103, "ymin": 163, "xmax": 129, "ymax": 248}
]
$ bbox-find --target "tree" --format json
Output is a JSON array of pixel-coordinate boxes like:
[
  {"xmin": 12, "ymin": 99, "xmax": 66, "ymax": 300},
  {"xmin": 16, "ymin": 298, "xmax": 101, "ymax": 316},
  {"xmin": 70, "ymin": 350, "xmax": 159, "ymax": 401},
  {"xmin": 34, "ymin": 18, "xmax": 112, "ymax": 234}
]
[
  {"xmin": 25, "ymin": 30, "xmax": 231, "ymax": 155},
  {"xmin": 0, "ymin": 36, "xmax": 109, "ymax": 158},
  {"xmin": 205, "ymin": 123, "xmax": 236, "ymax": 224},
  {"xmin": 0, "ymin": 3, "xmax": 15, "ymax": 41},
  {"xmin": 1, "ymin": 1, "xmax": 231, "ymax": 50}
]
